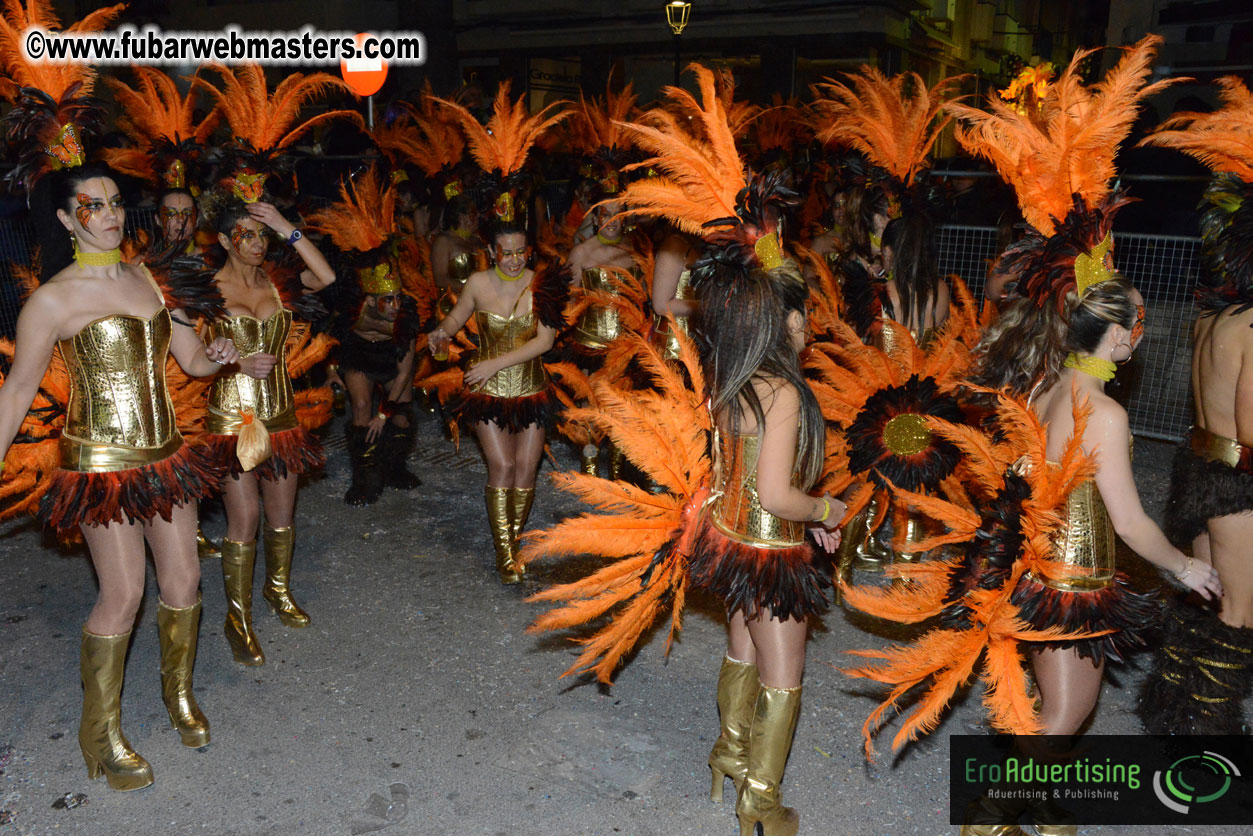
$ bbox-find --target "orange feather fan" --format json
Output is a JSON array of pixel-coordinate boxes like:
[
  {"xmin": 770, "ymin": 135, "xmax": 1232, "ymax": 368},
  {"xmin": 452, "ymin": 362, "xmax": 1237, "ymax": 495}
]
[
  {"xmin": 948, "ymin": 35, "xmax": 1178, "ymax": 235},
  {"xmin": 520, "ymin": 330, "xmax": 710, "ymax": 683},
  {"xmin": 0, "ymin": 338, "xmax": 69, "ymax": 522},
  {"xmin": 435, "ymin": 81, "xmax": 569, "ymax": 178},
  {"xmin": 841, "ymin": 392, "xmax": 1103, "ymax": 757},
  {"xmin": 191, "ymin": 64, "xmax": 363, "ymax": 152},
  {"xmin": 1139, "ymin": 76, "xmax": 1253, "ymax": 181},
  {"xmin": 810, "ymin": 67, "xmax": 964, "ymax": 187},
  {"xmin": 0, "ymin": 0, "xmax": 124, "ymax": 101}
]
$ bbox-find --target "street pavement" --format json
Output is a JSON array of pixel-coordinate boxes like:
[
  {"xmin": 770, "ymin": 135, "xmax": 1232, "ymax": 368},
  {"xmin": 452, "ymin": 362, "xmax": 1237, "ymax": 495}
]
[{"xmin": 0, "ymin": 414, "xmax": 1246, "ymax": 835}]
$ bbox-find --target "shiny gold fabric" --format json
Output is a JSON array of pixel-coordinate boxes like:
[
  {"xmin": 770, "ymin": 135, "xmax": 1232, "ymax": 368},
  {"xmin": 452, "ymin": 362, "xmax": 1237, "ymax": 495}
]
[
  {"xmin": 59, "ymin": 308, "xmax": 182, "ymax": 472},
  {"xmin": 653, "ymin": 268, "xmax": 693, "ymax": 361},
  {"xmin": 574, "ymin": 267, "xmax": 625, "ymax": 349},
  {"xmin": 1191, "ymin": 425, "xmax": 1246, "ymax": 469},
  {"xmin": 449, "ymin": 251, "xmax": 475, "ymax": 281},
  {"xmin": 472, "ymin": 310, "xmax": 547, "ymax": 398},
  {"xmin": 711, "ymin": 433, "xmax": 804, "ymax": 548},
  {"xmin": 876, "ymin": 320, "xmax": 936, "ymax": 353},
  {"xmin": 206, "ymin": 311, "xmax": 298, "ymax": 435},
  {"xmin": 1037, "ymin": 475, "xmax": 1116, "ymax": 591}
]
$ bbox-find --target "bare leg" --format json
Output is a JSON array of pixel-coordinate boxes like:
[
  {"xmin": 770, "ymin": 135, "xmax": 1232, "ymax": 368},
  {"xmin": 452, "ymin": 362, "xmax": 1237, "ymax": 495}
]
[
  {"xmin": 344, "ymin": 368, "xmax": 376, "ymax": 428},
  {"xmin": 727, "ymin": 609, "xmax": 757, "ymax": 664},
  {"xmin": 80, "ymin": 520, "xmax": 148, "ymax": 635},
  {"xmin": 1030, "ymin": 646, "xmax": 1103, "ymax": 736},
  {"xmin": 143, "ymin": 502, "xmax": 201, "ymax": 608},
  {"xmin": 259, "ymin": 472, "xmax": 299, "ymax": 529},
  {"xmin": 511, "ymin": 424, "xmax": 546, "ymax": 489},
  {"xmin": 745, "ymin": 610, "xmax": 808, "ymax": 689},
  {"xmin": 475, "ymin": 420, "xmax": 518, "ymax": 488},
  {"xmin": 221, "ymin": 472, "xmax": 261, "ymax": 543},
  {"xmin": 1207, "ymin": 513, "xmax": 1253, "ymax": 627}
]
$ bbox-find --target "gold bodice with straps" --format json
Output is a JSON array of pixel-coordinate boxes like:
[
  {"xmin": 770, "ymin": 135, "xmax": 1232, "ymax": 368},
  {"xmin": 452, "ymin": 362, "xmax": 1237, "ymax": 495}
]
[
  {"xmin": 59, "ymin": 304, "xmax": 182, "ymax": 472},
  {"xmin": 710, "ymin": 432, "xmax": 805, "ymax": 549},
  {"xmin": 574, "ymin": 266, "xmax": 633, "ymax": 350},
  {"xmin": 206, "ymin": 298, "xmax": 297, "ymax": 435},
  {"xmin": 876, "ymin": 319, "xmax": 937, "ymax": 353},
  {"xmin": 653, "ymin": 268, "xmax": 694, "ymax": 361},
  {"xmin": 471, "ymin": 310, "xmax": 547, "ymax": 399},
  {"xmin": 437, "ymin": 251, "xmax": 477, "ymax": 318}
]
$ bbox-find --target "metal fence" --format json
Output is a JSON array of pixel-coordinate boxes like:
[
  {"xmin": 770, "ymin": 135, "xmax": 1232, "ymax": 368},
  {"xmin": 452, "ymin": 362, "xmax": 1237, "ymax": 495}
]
[
  {"xmin": 0, "ymin": 213, "xmax": 1202, "ymax": 441},
  {"xmin": 935, "ymin": 224, "xmax": 1201, "ymax": 442}
]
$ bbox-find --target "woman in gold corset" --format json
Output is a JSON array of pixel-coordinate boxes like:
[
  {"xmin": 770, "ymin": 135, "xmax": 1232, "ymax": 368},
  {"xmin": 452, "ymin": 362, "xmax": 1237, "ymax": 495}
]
[
  {"xmin": 689, "ymin": 258, "xmax": 843, "ymax": 836},
  {"xmin": 973, "ymin": 279, "xmax": 1220, "ymax": 739},
  {"xmin": 650, "ymin": 229, "xmax": 701, "ymax": 362},
  {"xmin": 204, "ymin": 198, "xmax": 336, "ymax": 666},
  {"xmin": 430, "ymin": 194, "xmax": 485, "ymax": 318},
  {"xmin": 0, "ymin": 167, "xmax": 269, "ymax": 791},
  {"xmin": 429, "ymin": 227, "xmax": 567, "ymax": 584},
  {"xmin": 879, "ymin": 209, "xmax": 948, "ymax": 349}
]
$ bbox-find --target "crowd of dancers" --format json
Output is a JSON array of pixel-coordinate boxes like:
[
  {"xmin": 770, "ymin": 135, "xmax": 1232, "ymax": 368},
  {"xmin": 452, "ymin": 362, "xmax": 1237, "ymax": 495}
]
[{"xmin": 0, "ymin": 5, "xmax": 1251, "ymax": 835}]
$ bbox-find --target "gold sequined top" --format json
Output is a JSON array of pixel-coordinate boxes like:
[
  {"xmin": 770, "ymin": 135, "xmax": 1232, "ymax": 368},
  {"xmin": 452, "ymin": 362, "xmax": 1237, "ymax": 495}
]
[
  {"xmin": 471, "ymin": 310, "xmax": 548, "ymax": 398},
  {"xmin": 1035, "ymin": 473, "xmax": 1116, "ymax": 591},
  {"xmin": 876, "ymin": 320, "xmax": 937, "ymax": 353},
  {"xmin": 206, "ymin": 308, "xmax": 297, "ymax": 435},
  {"xmin": 711, "ymin": 432, "xmax": 805, "ymax": 549},
  {"xmin": 59, "ymin": 306, "xmax": 182, "ymax": 472},
  {"xmin": 653, "ymin": 268, "xmax": 693, "ymax": 361},
  {"xmin": 573, "ymin": 267, "xmax": 627, "ymax": 350}
]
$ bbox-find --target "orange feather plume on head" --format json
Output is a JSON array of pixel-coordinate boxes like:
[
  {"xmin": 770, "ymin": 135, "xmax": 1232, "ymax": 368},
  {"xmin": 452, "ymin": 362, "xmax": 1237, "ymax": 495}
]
[
  {"xmin": 948, "ymin": 35, "xmax": 1179, "ymax": 235},
  {"xmin": 1140, "ymin": 76, "xmax": 1253, "ymax": 181},
  {"xmin": 0, "ymin": 0, "xmax": 125, "ymax": 102},
  {"xmin": 393, "ymin": 81, "xmax": 467, "ymax": 177},
  {"xmin": 304, "ymin": 166, "xmax": 396, "ymax": 254},
  {"xmin": 102, "ymin": 67, "xmax": 220, "ymax": 187},
  {"xmin": 570, "ymin": 76, "xmax": 638, "ymax": 157},
  {"xmin": 190, "ymin": 63, "xmax": 363, "ymax": 153},
  {"xmin": 435, "ymin": 81, "xmax": 570, "ymax": 178},
  {"xmin": 810, "ymin": 67, "xmax": 965, "ymax": 188}
]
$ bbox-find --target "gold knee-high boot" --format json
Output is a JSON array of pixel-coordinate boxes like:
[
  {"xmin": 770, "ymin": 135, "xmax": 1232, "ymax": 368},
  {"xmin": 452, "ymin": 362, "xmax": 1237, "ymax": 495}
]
[
  {"xmin": 221, "ymin": 538, "xmax": 265, "ymax": 665},
  {"xmin": 78, "ymin": 630, "xmax": 153, "ymax": 791},
  {"xmin": 609, "ymin": 444, "xmax": 625, "ymax": 480},
  {"xmin": 157, "ymin": 598, "xmax": 210, "ymax": 748},
  {"xmin": 580, "ymin": 443, "xmax": 600, "ymax": 477},
  {"xmin": 507, "ymin": 486, "xmax": 535, "ymax": 548},
  {"xmin": 737, "ymin": 684, "xmax": 801, "ymax": 836},
  {"xmin": 196, "ymin": 525, "xmax": 220, "ymax": 559},
  {"xmin": 709, "ymin": 656, "xmax": 759, "ymax": 802},
  {"xmin": 487, "ymin": 486, "xmax": 521, "ymax": 584},
  {"xmin": 262, "ymin": 526, "xmax": 310, "ymax": 628}
]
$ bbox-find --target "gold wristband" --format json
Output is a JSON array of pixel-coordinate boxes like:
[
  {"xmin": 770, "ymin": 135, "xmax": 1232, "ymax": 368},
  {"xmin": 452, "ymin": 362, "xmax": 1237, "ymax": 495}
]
[{"xmin": 816, "ymin": 498, "xmax": 831, "ymax": 523}]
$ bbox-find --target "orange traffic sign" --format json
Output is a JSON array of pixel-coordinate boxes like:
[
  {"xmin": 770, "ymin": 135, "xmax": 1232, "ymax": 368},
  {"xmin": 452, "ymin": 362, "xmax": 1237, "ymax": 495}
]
[{"xmin": 340, "ymin": 33, "xmax": 388, "ymax": 97}]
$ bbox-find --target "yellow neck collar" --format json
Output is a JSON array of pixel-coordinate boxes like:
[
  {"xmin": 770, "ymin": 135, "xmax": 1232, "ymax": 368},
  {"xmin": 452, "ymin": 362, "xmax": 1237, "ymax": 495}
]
[
  {"xmin": 1064, "ymin": 353, "xmax": 1116, "ymax": 382},
  {"xmin": 596, "ymin": 230, "xmax": 623, "ymax": 246},
  {"xmin": 74, "ymin": 246, "xmax": 122, "ymax": 267},
  {"xmin": 494, "ymin": 264, "xmax": 524, "ymax": 283}
]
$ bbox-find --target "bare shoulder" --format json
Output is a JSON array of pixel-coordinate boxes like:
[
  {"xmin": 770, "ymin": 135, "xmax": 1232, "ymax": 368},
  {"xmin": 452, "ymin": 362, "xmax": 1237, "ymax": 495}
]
[
  {"xmin": 752, "ymin": 375, "xmax": 801, "ymax": 415},
  {"xmin": 1082, "ymin": 391, "xmax": 1129, "ymax": 445}
]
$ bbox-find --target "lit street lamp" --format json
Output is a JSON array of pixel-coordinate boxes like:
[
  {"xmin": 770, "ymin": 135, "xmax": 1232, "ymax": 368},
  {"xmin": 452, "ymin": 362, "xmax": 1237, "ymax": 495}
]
[{"xmin": 666, "ymin": 1, "xmax": 691, "ymax": 87}]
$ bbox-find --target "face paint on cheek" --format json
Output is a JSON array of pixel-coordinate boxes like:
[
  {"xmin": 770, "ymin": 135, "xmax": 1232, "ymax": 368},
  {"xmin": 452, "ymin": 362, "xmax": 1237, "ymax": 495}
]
[
  {"xmin": 75, "ymin": 194, "xmax": 95, "ymax": 228},
  {"xmin": 1132, "ymin": 305, "xmax": 1146, "ymax": 345},
  {"xmin": 231, "ymin": 223, "xmax": 252, "ymax": 252}
]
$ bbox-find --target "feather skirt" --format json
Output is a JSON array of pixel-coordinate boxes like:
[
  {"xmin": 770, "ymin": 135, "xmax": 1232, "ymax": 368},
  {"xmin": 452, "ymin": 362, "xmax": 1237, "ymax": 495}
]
[
  {"xmin": 688, "ymin": 521, "xmax": 832, "ymax": 621},
  {"xmin": 38, "ymin": 442, "xmax": 222, "ymax": 533},
  {"xmin": 449, "ymin": 388, "xmax": 557, "ymax": 433},
  {"xmin": 1163, "ymin": 442, "xmax": 1253, "ymax": 546},
  {"xmin": 1009, "ymin": 572, "xmax": 1158, "ymax": 665},
  {"xmin": 205, "ymin": 427, "xmax": 325, "ymax": 481}
]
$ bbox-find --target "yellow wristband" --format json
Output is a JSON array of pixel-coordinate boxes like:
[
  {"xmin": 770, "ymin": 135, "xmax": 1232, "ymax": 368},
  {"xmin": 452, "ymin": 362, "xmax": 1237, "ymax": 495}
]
[{"xmin": 816, "ymin": 498, "xmax": 831, "ymax": 523}]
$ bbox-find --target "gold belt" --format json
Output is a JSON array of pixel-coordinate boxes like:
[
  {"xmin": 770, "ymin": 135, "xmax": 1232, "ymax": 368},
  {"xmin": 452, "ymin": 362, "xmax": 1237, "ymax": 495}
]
[
  {"xmin": 206, "ymin": 405, "xmax": 298, "ymax": 435},
  {"xmin": 1026, "ymin": 569, "xmax": 1112, "ymax": 593},
  {"xmin": 710, "ymin": 517, "xmax": 805, "ymax": 550},
  {"xmin": 59, "ymin": 431, "xmax": 183, "ymax": 473},
  {"xmin": 1190, "ymin": 426, "xmax": 1252, "ymax": 472}
]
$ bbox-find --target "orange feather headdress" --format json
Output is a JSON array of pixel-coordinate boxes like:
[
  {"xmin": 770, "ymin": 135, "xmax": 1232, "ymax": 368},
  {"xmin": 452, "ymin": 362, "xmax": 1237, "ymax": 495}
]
[
  {"xmin": 1140, "ymin": 77, "xmax": 1253, "ymax": 313},
  {"xmin": 191, "ymin": 63, "xmax": 363, "ymax": 203},
  {"xmin": 568, "ymin": 76, "xmax": 639, "ymax": 198},
  {"xmin": 616, "ymin": 63, "xmax": 796, "ymax": 283},
  {"xmin": 948, "ymin": 35, "xmax": 1179, "ymax": 311},
  {"xmin": 811, "ymin": 68, "xmax": 964, "ymax": 190},
  {"xmin": 380, "ymin": 81, "xmax": 469, "ymax": 201},
  {"xmin": 102, "ymin": 67, "xmax": 219, "ymax": 193},
  {"xmin": 305, "ymin": 165, "xmax": 404, "ymax": 295},
  {"xmin": 0, "ymin": 0, "xmax": 125, "ymax": 189},
  {"xmin": 435, "ymin": 81, "xmax": 569, "ymax": 228}
]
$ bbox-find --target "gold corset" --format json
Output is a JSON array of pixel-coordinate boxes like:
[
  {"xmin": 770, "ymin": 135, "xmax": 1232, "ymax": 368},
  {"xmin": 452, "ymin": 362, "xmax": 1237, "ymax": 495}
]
[
  {"xmin": 206, "ymin": 310, "xmax": 297, "ymax": 434},
  {"xmin": 449, "ymin": 251, "xmax": 475, "ymax": 282},
  {"xmin": 574, "ymin": 267, "xmax": 627, "ymax": 349},
  {"xmin": 472, "ymin": 310, "xmax": 547, "ymax": 398},
  {"xmin": 653, "ymin": 268, "xmax": 693, "ymax": 361},
  {"xmin": 711, "ymin": 433, "xmax": 805, "ymax": 548},
  {"xmin": 877, "ymin": 319, "xmax": 936, "ymax": 353},
  {"xmin": 59, "ymin": 308, "xmax": 181, "ymax": 471},
  {"xmin": 1037, "ymin": 475, "xmax": 1116, "ymax": 591}
]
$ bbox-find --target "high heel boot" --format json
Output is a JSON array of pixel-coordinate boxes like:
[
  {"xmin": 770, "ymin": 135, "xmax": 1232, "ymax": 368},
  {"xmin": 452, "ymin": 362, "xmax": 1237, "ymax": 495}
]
[
  {"xmin": 262, "ymin": 526, "xmax": 310, "ymax": 628},
  {"xmin": 78, "ymin": 630, "xmax": 153, "ymax": 791},
  {"xmin": 709, "ymin": 656, "xmax": 758, "ymax": 802},
  {"xmin": 487, "ymin": 486, "xmax": 521, "ymax": 584},
  {"xmin": 196, "ymin": 525, "xmax": 220, "ymax": 559},
  {"xmin": 156, "ymin": 599, "xmax": 210, "ymax": 748},
  {"xmin": 221, "ymin": 538, "xmax": 265, "ymax": 665},
  {"xmin": 736, "ymin": 684, "xmax": 802, "ymax": 836},
  {"xmin": 507, "ymin": 486, "xmax": 535, "ymax": 551}
]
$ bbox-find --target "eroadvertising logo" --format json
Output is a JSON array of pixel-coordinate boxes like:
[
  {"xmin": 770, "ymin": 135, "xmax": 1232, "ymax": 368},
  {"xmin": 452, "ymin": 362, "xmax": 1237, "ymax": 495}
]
[
  {"xmin": 949, "ymin": 735, "xmax": 1252, "ymax": 826},
  {"xmin": 1151, "ymin": 750, "xmax": 1239, "ymax": 814}
]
